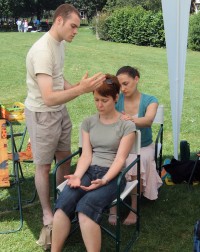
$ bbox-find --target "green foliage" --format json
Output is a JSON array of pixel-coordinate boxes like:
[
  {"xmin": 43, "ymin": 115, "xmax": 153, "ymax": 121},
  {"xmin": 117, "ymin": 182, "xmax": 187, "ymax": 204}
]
[
  {"xmin": 65, "ymin": 0, "xmax": 107, "ymax": 21},
  {"xmin": 188, "ymin": 12, "xmax": 200, "ymax": 51},
  {"xmin": 147, "ymin": 11, "xmax": 165, "ymax": 47},
  {"xmin": 140, "ymin": 0, "xmax": 162, "ymax": 12},
  {"xmin": 0, "ymin": 0, "xmax": 64, "ymax": 19},
  {"xmin": 104, "ymin": 0, "xmax": 162, "ymax": 12},
  {"xmin": 107, "ymin": 7, "xmax": 138, "ymax": 43},
  {"xmin": 126, "ymin": 7, "xmax": 152, "ymax": 45},
  {"xmin": 94, "ymin": 6, "xmax": 165, "ymax": 47},
  {"xmin": 0, "ymin": 21, "xmax": 17, "ymax": 32}
]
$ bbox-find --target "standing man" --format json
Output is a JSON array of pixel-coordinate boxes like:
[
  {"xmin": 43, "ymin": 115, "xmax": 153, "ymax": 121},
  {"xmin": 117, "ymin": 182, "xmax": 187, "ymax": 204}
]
[{"xmin": 25, "ymin": 3, "xmax": 105, "ymax": 248}]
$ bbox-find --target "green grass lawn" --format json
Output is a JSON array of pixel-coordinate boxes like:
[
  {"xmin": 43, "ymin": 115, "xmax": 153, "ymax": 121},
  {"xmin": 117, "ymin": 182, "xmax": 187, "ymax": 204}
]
[{"xmin": 0, "ymin": 28, "xmax": 200, "ymax": 251}]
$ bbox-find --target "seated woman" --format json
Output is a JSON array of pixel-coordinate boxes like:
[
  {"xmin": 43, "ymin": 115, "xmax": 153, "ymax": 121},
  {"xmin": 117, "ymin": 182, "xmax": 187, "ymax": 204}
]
[
  {"xmin": 109, "ymin": 66, "xmax": 163, "ymax": 225},
  {"xmin": 51, "ymin": 74, "xmax": 136, "ymax": 252}
]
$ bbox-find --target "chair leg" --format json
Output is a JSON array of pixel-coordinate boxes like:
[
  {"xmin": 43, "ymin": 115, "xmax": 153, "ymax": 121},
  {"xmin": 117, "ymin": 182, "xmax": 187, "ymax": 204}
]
[
  {"xmin": 17, "ymin": 161, "xmax": 37, "ymax": 204},
  {"xmin": 0, "ymin": 163, "xmax": 23, "ymax": 234},
  {"xmin": 188, "ymin": 155, "xmax": 199, "ymax": 189},
  {"xmin": 14, "ymin": 162, "xmax": 23, "ymax": 231},
  {"xmin": 115, "ymin": 200, "xmax": 121, "ymax": 252},
  {"xmin": 158, "ymin": 152, "xmax": 162, "ymax": 177},
  {"xmin": 18, "ymin": 162, "xmax": 25, "ymax": 181}
]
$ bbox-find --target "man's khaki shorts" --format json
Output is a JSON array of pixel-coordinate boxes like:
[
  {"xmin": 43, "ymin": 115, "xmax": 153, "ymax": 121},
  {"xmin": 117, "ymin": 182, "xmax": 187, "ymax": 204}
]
[{"xmin": 25, "ymin": 107, "xmax": 72, "ymax": 165}]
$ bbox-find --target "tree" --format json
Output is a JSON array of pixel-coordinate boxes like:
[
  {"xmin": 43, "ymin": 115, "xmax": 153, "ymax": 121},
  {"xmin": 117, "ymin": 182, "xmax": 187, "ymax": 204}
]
[
  {"xmin": 0, "ymin": 0, "xmax": 23, "ymax": 18},
  {"xmin": 22, "ymin": 0, "xmax": 65, "ymax": 20},
  {"xmin": 0, "ymin": 0, "xmax": 64, "ymax": 20},
  {"xmin": 104, "ymin": 0, "xmax": 162, "ymax": 12},
  {"xmin": 65, "ymin": 0, "xmax": 107, "ymax": 21}
]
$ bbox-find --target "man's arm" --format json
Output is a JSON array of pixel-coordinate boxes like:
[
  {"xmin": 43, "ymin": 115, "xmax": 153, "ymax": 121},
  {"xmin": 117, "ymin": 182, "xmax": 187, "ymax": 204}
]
[
  {"xmin": 64, "ymin": 79, "xmax": 80, "ymax": 90},
  {"xmin": 63, "ymin": 71, "xmax": 90, "ymax": 90},
  {"xmin": 37, "ymin": 72, "xmax": 105, "ymax": 106},
  {"xmin": 63, "ymin": 79, "xmax": 72, "ymax": 90}
]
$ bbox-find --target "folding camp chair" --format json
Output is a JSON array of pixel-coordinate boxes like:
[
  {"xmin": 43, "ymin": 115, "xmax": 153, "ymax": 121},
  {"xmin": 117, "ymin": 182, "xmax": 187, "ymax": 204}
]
[
  {"xmin": 153, "ymin": 104, "xmax": 164, "ymax": 176},
  {"xmin": 53, "ymin": 130, "xmax": 141, "ymax": 252},
  {"xmin": 0, "ymin": 119, "xmax": 36, "ymax": 234}
]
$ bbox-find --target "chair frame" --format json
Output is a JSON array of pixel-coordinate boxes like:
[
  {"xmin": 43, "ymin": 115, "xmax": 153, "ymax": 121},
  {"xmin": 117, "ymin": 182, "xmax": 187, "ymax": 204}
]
[
  {"xmin": 0, "ymin": 119, "xmax": 36, "ymax": 234},
  {"xmin": 153, "ymin": 104, "xmax": 164, "ymax": 176},
  {"xmin": 188, "ymin": 152, "xmax": 200, "ymax": 188},
  {"xmin": 53, "ymin": 130, "xmax": 141, "ymax": 252},
  {"xmin": 0, "ymin": 119, "xmax": 23, "ymax": 233}
]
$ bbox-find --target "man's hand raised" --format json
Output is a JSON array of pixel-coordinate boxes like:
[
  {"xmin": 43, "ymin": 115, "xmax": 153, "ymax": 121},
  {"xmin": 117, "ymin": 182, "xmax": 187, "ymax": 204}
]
[{"xmin": 79, "ymin": 72, "xmax": 106, "ymax": 94}]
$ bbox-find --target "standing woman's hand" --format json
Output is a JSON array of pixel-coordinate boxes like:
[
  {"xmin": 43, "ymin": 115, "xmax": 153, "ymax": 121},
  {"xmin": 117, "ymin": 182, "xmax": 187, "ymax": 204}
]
[{"xmin": 120, "ymin": 111, "xmax": 134, "ymax": 121}]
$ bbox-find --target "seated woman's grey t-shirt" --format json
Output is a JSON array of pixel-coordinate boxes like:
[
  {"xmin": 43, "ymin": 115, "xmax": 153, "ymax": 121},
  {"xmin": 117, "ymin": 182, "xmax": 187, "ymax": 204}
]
[{"xmin": 81, "ymin": 114, "xmax": 136, "ymax": 168}]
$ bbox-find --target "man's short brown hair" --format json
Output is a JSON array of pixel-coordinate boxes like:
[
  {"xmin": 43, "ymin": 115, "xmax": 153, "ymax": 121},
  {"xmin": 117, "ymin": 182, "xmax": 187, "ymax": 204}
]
[{"xmin": 53, "ymin": 4, "xmax": 80, "ymax": 23}]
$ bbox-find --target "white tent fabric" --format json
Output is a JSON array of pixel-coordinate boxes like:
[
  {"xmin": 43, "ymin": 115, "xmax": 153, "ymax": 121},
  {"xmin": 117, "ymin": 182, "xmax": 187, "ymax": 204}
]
[{"xmin": 161, "ymin": 0, "xmax": 191, "ymax": 159}]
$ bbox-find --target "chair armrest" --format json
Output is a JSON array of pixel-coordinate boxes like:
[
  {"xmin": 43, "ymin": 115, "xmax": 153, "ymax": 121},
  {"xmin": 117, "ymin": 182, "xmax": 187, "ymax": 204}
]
[
  {"xmin": 115, "ymin": 155, "xmax": 140, "ymax": 205},
  {"xmin": 155, "ymin": 124, "xmax": 163, "ymax": 145},
  {"xmin": 112, "ymin": 180, "xmax": 138, "ymax": 204},
  {"xmin": 155, "ymin": 124, "xmax": 163, "ymax": 158},
  {"xmin": 57, "ymin": 180, "xmax": 68, "ymax": 192},
  {"xmin": 53, "ymin": 149, "xmax": 81, "ymax": 203}
]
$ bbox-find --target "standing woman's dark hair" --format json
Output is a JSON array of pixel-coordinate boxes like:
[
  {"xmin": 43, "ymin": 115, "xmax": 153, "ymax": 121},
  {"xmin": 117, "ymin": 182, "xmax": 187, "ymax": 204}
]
[{"xmin": 116, "ymin": 66, "xmax": 140, "ymax": 79}]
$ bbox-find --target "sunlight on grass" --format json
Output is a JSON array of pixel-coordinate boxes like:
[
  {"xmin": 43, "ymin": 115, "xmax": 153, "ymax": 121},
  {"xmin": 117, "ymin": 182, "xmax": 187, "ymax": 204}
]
[{"xmin": 0, "ymin": 28, "xmax": 200, "ymax": 251}]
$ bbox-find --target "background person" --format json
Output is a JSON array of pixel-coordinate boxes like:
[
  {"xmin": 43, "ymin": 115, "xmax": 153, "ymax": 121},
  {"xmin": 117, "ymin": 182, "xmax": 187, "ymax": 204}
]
[
  {"xmin": 51, "ymin": 74, "xmax": 136, "ymax": 252},
  {"xmin": 23, "ymin": 19, "xmax": 28, "ymax": 32},
  {"xmin": 16, "ymin": 18, "xmax": 22, "ymax": 32},
  {"xmin": 109, "ymin": 66, "xmax": 163, "ymax": 225},
  {"xmin": 24, "ymin": 3, "xmax": 105, "ymax": 248}
]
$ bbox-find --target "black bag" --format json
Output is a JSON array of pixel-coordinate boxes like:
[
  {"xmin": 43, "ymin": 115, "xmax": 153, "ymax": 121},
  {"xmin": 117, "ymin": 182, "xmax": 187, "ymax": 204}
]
[
  {"xmin": 163, "ymin": 158, "xmax": 200, "ymax": 184},
  {"xmin": 180, "ymin": 140, "xmax": 190, "ymax": 162}
]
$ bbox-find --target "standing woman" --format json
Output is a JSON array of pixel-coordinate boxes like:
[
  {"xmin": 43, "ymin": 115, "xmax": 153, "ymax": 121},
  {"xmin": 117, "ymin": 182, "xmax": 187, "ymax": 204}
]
[{"xmin": 109, "ymin": 66, "xmax": 163, "ymax": 225}]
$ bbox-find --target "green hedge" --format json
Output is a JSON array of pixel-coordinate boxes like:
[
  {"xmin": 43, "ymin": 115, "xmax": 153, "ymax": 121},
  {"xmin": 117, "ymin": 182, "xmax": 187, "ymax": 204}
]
[
  {"xmin": 93, "ymin": 7, "xmax": 166, "ymax": 48},
  {"xmin": 93, "ymin": 7, "xmax": 200, "ymax": 51},
  {"xmin": 188, "ymin": 12, "xmax": 200, "ymax": 51},
  {"xmin": 0, "ymin": 23, "xmax": 17, "ymax": 32}
]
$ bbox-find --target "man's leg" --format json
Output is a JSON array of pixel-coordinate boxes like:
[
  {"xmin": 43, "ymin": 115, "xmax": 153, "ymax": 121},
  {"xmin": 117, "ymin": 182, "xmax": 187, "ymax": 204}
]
[
  {"xmin": 55, "ymin": 150, "xmax": 71, "ymax": 186},
  {"xmin": 35, "ymin": 163, "xmax": 53, "ymax": 225}
]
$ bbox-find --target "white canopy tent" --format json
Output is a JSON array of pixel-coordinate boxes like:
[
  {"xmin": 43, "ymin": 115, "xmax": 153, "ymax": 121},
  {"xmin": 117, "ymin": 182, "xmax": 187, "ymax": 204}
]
[{"xmin": 161, "ymin": 0, "xmax": 191, "ymax": 159}]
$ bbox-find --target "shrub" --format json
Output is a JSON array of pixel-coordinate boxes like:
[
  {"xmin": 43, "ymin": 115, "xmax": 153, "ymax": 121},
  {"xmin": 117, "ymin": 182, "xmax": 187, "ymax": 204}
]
[
  {"xmin": 147, "ymin": 11, "xmax": 165, "ymax": 47},
  {"xmin": 92, "ymin": 6, "xmax": 165, "ymax": 48},
  {"xmin": 0, "ymin": 22, "xmax": 17, "ymax": 32},
  {"xmin": 127, "ymin": 8, "xmax": 153, "ymax": 46},
  {"xmin": 188, "ymin": 12, "xmax": 200, "ymax": 51},
  {"xmin": 106, "ymin": 7, "xmax": 139, "ymax": 43}
]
